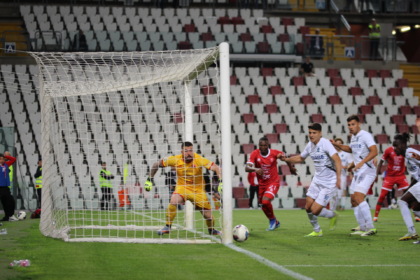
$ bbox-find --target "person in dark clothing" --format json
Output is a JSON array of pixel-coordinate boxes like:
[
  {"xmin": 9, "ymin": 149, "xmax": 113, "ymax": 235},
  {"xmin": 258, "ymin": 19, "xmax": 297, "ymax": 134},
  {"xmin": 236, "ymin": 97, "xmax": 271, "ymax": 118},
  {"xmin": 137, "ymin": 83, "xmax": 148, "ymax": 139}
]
[
  {"xmin": 247, "ymin": 172, "xmax": 259, "ymax": 209},
  {"xmin": 99, "ymin": 161, "xmax": 115, "ymax": 210},
  {"xmin": 0, "ymin": 152, "xmax": 17, "ymax": 221},
  {"xmin": 34, "ymin": 159, "xmax": 42, "ymax": 209},
  {"xmin": 300, "ymin": 57, "xmax": 315, "ymax": 77},
  {"xmin": 73, "ymin": 30, "xmax": 88, "ymax": 51}
]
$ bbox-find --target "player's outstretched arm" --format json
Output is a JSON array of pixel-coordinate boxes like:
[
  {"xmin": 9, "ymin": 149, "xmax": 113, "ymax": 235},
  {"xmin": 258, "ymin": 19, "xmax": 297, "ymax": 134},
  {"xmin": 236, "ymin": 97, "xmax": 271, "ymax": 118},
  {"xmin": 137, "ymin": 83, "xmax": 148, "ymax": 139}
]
[
  {"xmin": 280, "ymin": 154, "xmax": 305, "ymax": 164},
  {"xmin": 332, "ymin": 153, "xmax": 342, "ymax": 189},
  {"xmin": 144, "ymin": 161, "xmax": 160, "ymax": 191},
  {"xmin": 330, "ymin": 139, "xmax": 352, "ymax": 153}
]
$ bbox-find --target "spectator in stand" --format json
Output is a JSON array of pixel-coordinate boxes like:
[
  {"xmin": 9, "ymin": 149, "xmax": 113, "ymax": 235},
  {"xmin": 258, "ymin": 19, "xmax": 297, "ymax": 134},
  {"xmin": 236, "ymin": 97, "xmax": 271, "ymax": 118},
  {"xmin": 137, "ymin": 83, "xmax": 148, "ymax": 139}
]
[
  {"xmin": 248, "ymin": 172, "xmax": 259, "ymax": 209},
  {"xmin": 34, "ymin": 158, "xmax": 42, "ymax": 209},
  {"xmin": 0, "ymin": 151, "xmax": 18, "ymax": 221},
  {"xmin": 300, "ymin": 57, "xmax": 315, "ymax": 77},
  {"xmin": 368, "ymin": 18, "xmax": 381, "ymax": 60},
  {"xmin": 99, "ymin": 161, "xmax": 115, "ymax": 210},
  {"xmin": 73, "ymin": 30, "xmax": 88, "ymax": 51},
  {"xmin": 310, "ymin": 29, "xmax": 324, "ymax": 58}
]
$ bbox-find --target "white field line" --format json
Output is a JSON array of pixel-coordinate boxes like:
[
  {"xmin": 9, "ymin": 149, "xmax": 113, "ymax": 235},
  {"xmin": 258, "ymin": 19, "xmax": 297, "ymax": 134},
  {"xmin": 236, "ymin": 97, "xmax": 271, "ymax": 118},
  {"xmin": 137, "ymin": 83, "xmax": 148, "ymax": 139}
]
[{"xmin": 284, "ymin": 264, "xmax": 420, "ymax": 267}]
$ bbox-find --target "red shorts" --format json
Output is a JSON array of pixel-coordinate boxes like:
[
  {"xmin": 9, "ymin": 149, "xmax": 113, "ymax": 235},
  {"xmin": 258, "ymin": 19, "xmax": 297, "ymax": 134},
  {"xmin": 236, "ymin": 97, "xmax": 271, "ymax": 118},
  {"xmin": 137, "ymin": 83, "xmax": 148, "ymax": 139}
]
[
  {"xmin": 258, "ymin": 182, "xmax": 280, "ymax": 203},
  {"xmin": 382, "ymin": 175, "xmax": 409, "ymax": 191}
]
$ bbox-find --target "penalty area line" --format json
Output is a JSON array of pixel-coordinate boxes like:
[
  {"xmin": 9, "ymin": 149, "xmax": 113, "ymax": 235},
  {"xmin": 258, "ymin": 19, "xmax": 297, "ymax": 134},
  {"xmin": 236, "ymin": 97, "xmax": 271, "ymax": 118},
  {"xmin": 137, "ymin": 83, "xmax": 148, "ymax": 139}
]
[{"xmin": 225, "ymin": 243, "xmax": 313, "ymax": 280}]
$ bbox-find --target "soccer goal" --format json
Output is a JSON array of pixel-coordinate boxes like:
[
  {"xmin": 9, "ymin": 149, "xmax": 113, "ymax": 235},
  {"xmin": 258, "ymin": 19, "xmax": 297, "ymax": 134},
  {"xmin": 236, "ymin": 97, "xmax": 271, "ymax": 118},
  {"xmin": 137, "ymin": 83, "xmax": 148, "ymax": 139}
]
[{"xmin": 30, "ymin": 43, "xmax": 232, "ymax": 244}]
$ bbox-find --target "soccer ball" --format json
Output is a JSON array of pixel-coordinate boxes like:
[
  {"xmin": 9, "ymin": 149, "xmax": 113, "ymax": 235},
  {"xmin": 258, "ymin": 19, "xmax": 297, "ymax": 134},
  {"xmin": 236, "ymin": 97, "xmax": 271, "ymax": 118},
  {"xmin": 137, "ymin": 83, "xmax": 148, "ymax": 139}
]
[
  {"xmin": 233, "ymin": 224, "xmax": 249, "ymax": 242},
  {"xmin": 17, "ymin": 211, "xmax": 27, "ymax": 220}
]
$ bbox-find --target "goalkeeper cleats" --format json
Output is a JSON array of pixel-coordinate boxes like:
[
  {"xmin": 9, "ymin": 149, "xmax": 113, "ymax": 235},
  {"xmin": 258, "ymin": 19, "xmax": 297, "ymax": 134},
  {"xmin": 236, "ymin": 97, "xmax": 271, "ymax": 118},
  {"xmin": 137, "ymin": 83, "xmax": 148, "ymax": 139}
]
[
  {"xmin": 266, "ymin": 219, "xmax": 280, "ymax": 231},
  {"xmin": 157, "ymin": 225, "xmax": 171, "ymax": 235},
  {"xmin": 305, "ymin": 230, "xmax": 323, "ymax": 237},
  {"xmin": 208, "ymin": 229, "xmax": 222, "ymax": 236},
  {"xmin": 399, "ymin": 233, "xmax": 419, "ymax": 241}
]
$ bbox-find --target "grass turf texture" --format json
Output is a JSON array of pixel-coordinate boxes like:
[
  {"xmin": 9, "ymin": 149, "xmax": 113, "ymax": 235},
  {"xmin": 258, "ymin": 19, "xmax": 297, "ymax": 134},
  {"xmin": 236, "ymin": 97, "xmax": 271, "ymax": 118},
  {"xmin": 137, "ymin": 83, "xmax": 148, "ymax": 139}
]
[{"xmin": 1, "ymin": 208, "xmax": 420, "ymax": 280}]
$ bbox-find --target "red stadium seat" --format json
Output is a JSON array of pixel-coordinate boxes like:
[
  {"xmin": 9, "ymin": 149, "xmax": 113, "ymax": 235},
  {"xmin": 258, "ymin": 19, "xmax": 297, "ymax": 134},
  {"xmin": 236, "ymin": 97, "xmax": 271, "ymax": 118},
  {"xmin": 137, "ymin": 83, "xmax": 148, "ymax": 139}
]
[
  {"xmin": 177, "ymin": 41, "xmax": 192, "ymax": 50},
  {"xmin": 397, "ymin": 124, "xmax": 410, "ymax": 134},
  {"xmin": 349, "ymin": 87, "xmax": 363, "ymax": 96},
  {"xmin": 388, "ymin": 87, "xmax": 402, "ymax": 96},
  {"xmin": 411, "ymin": 125, "xmax": 419, "ymax": 134},
  {"xmin": 311, "ymin": 114, "xmax": 325, "ymax": 123},
  {"xmin": 201, "ymin": 32, "xmax": 214, "ymax": 42},
  {"xmin": 278, "ymin": 33, "xmax": 290, "ymax": 42},
  {"xmin": 328, "ymin": 95, "xmax": 342, "ymax": 105},
  {"xmin": 230, "ymin": 75, "xmax": 238, "ymax": 85},
  {"xmin": 201, "ymin": 85, "xmax": 215, "ymax": 95},
  {"xmin": 295, "ymin": 42, "xmax": 304, "ymax": 55},
  {"xmin": 274, "ymin": 123, "xmax": 288, "ymax": 133},
  {"xmin": 242, "ymin": 113, "xmax": 256, "ymax": 124},
  {"xmin": 246, "ymin": 95, "xmax": 260, "ymax": 104},
  {"xmin": 360, "ymin": 105, "xmax": 373, "ymax": 114},
  {"xmin": 257, "ymin": 42, "xmax": 270, "ymax": 54},
  {"xmin": 232, "ymin": 187, "xmax": 246, "ymax": 198},
  {"xmin": 280, "ymin": 165, "xmax": 292, "ymax": 175},
  {"xmin": 413, "ymin": 106, "xmax": 420, "ymax": 117},
  {"xmin": 397, "ymin": 78, "xmax": 409, "ymax": 88},
  {"xmin": 217, "ymin": 16, "xmax": 231, "ymax": 25},
  {"xmin": 261, "ymin": 25, "xmax": 274, "ymax": 33},
  {"xmin": 173, "ymin": 112, "xmax": 183, "ymax": 123},
  {"xmin": 391, "ymin": 114, "xmax": 405, "ymax": 124},
  {"xmin": 375, "ymin": 134, "xmax": 390, "ymax": 144},
  {"xmin": 301, "ymin": 95, "xmax": 315, "ymax": 105},
  {"xmin": 281, "ymin": 18, "xmax": 294, "ymax": 26},
  {"xmin": 357, "ymin": 114, "xmax": 365, "ymax": 123},
  {"xmin": 265, "ymin": 104, "xmax": 278, "ymax": 114},
  {"xmin": 299, "ymin": 26, "xmax": 310, "ymax": 35},
  {"xmin": 293, "ymin": 76, "xmax": 305, "ymax": 86},
  {"xmin": 239, "ymin": 33, "xmax": 253, "ymax": 42},
  {"xmin": 331, "ymin": 77, "xmax": 343, "ymax": 87},
  {"xmin": 265, "ymin": 133, "xmax": 279, "ymax": 144},
  {"xmin": 270, "ymin": 85, "xmax": 283, "ymax": 95},
  {"xmin": 242, "ymin": 143, "xmax": 256, "ymax": 154},
  {"xmin": 231, "ymin": 17, "xmax": 245, "ymax": 25},
  {"xmin": 379, "ymin": 70, "xmax": 391, "ymax": 78},
  {"xmin": 183, "ymin": 24, "xmax": 196, "ymax": 33},
  {"xmin": 367, "ymin": 96, "xmax": 381, "ymax": 105},
  {"xmin": 327, "ymin": 69, "xmax": 339, "ymax": 77},
  {"xmin": 399, "ymin": 105, "xmax": 412, "ymax": 115},
  {"xmin": 195, "ymin": 104, "xmax": 210, "ymax": 113},
  {"xmin": 261, "ymin": 67, "xmax": 273, "ymax": 77},
  {"xmin": 366, "ymin": 70, "xmax": 378, "ymax": 78}
]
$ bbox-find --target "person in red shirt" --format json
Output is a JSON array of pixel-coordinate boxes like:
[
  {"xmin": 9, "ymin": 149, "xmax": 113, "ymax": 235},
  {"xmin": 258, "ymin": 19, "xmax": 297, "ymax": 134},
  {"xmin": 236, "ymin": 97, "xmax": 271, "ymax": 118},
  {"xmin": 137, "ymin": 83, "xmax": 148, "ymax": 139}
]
[
  {"xmin": 245, "ymin": 136, "xmax": 296, "ymax": 230},
  {"xmin": 247, "ymin": 172, "xmax": 259, "ymax": 209},
  {"xmin": 374, "ymin": 136, "xmax": 409, "ymax": 222}
]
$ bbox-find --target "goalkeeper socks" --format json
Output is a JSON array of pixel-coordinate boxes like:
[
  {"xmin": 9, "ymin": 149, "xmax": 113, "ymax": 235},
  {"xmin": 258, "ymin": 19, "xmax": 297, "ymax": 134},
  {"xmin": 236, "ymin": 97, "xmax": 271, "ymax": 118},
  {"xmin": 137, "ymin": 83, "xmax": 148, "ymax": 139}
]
[{"xmin": 166, "ymin": 204, "xmax": 177, "ymax": 225}]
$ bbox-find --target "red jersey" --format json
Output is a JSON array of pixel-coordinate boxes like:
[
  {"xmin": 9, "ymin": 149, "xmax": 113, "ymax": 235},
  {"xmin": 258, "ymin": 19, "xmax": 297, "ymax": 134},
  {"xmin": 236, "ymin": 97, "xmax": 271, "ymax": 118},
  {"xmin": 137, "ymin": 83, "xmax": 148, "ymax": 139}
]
[
  {"xmin": 381, "ymin": 146, "xmax": 405, "ymax": 177},
  {"xmin": 247, "ymin": 149, "xmax": 283, "ymax": 187}
]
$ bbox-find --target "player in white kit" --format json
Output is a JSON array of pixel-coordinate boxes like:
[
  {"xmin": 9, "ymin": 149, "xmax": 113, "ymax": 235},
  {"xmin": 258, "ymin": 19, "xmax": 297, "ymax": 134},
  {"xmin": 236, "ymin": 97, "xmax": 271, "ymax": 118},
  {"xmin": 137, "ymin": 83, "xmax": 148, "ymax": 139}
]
[
  {"xmin": 330, "ymin": 138, "xmax": 353, "ymax": 211},
  {"xmin": 395, "ymin": 133, "xmax": 420, "ymax": 242},
  {"xmin": 331, "ymin": 115, "xmax": 378, "ymax": 237},
  {"xmin": 281, "ymin": 123, "xmax": 342, "ymax": 237}
]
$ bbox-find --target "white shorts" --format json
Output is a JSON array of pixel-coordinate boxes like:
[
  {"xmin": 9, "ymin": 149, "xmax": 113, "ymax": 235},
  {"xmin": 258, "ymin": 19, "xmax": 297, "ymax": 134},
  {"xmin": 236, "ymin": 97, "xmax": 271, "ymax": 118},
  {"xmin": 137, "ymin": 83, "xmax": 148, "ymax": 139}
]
[
  {"xmin": 349, "ymin": 173, "xmax": 376, "ymax": 195},
  {"xmin": 408, "ymin": 182, "xmax": 420, "ymax": 202},
  {"xmin": 306, "ymin": 180, "xmax": 337, "ymax": 207}
]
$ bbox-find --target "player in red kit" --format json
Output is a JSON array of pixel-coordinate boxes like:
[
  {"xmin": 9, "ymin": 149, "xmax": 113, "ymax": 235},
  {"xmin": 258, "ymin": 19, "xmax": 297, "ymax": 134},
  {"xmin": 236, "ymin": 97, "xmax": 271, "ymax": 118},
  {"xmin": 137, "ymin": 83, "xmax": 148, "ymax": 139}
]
[
  {"xmin": 373, "ymin": 135, "xmax": 409, "ymax": 222},
  {"xmin": 245, "ymin": 136, "xmax": 297, "ymax": 230}
]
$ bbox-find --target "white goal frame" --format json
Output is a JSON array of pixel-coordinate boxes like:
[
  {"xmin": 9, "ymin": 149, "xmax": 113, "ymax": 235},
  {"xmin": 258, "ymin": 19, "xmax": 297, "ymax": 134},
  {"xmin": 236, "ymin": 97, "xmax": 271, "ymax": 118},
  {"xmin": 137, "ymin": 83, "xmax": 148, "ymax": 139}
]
[{"xmin": 30, "ymin": 43, "xmax": 232, "ymax": 244}]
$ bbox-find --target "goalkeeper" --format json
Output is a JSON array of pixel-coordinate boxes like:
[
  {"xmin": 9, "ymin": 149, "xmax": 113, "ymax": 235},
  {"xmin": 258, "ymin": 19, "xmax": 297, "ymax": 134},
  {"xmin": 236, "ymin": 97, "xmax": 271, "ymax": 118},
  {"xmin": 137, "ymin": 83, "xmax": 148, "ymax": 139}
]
[{"xmin": 145, "ymin": 141, "xmax": 222, "ymax": 236}]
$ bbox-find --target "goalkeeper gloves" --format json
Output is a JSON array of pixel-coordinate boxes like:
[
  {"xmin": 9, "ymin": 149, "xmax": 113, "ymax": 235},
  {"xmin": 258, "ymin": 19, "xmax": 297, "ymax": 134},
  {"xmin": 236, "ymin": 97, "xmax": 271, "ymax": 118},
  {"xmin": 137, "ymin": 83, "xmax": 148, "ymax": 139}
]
[
  {"xmin": 218, "ymin": 180, "xmax": 223, "ymax": 194},
  {"xmin": 144, "ymin": 177, "xmax": 154, "ymax": 192}
]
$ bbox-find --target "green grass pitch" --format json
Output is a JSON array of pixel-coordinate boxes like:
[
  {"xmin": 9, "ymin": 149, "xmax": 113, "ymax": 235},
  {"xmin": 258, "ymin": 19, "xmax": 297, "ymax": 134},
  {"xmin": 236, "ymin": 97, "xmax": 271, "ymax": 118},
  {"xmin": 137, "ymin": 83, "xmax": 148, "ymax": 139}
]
[{"xmin": 1, "ymin": 208, "xmax": 420, "ymax": 280}]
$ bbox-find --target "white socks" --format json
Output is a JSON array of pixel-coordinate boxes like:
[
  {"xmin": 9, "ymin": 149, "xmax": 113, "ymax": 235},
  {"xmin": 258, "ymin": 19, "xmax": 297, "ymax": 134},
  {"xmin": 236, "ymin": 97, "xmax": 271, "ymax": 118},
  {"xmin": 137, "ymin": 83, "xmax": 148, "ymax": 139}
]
[
  {"xmin": 307, "ymin": 212, "xmax": 321, "ymax": 232},
  {"xmin": 353, "ymin": 206, "xmax": 366, "ymax": 231},
  {"xmin": 359, "ymin": 201, "xmax": 374, "ymax": 230},
  {"xmin": 318, "ymin": 208, "xmax": 335, "ymax": 218},
  {"xmin": 399, "ymin": 200, "xmax": 417, "ymax": 235}
]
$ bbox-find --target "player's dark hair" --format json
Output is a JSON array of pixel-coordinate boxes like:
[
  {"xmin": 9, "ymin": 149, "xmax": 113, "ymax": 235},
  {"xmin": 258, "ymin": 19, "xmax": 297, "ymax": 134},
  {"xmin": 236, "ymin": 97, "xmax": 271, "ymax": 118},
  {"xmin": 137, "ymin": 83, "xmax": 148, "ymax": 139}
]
[
  {"xmin": 0, "ymin": 154, "xmax": 3, "ymax": 158},
  {"xmin": 394, "ymin": 133, "xmax": 410, "ymax": 144},
  {"xmin": 259, "ymin": 136, "xmax": 269, "ymax": 142},
  {"xmin": 347, "ymin": 115, "xmax": 360, "ymax": 123},
  {"xmin": 334, "ymin": 138, "xmax": 343, "ymax": 143},
  {"xmin": 181, "ymin": 141, "xmax": 193, "ymax": 148},
  {"xmin": 101, "ymin": 161, "xmax": 106, "ymax": 165}
]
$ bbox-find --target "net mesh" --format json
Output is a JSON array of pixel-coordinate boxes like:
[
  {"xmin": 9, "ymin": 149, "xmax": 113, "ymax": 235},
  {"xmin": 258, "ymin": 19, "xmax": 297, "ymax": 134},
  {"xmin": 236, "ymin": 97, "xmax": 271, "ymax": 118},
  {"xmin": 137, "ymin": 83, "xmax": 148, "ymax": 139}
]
[{"xmin": 30, "ymin": 48, "xmax": 223, "ymax": 243}]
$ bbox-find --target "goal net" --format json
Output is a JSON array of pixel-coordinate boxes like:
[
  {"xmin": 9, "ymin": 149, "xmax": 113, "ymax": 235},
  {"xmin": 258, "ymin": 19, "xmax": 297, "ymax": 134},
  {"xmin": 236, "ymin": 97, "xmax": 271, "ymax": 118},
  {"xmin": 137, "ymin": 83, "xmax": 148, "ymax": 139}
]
[{"xmin": 30, "ymin": 43, "xmax": 232, "ymax": 244}]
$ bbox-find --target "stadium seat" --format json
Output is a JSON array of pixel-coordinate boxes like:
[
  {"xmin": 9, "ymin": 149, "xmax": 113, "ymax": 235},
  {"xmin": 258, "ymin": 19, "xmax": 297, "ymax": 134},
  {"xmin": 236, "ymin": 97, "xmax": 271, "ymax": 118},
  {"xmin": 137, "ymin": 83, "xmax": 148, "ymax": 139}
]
[
  {"xmin": 201, "ymin": 85, "xmax": 215, "ymax": 95},
  {"xmin": 399, "ymin": 105, "xmax": 412, "ymax": 115},
  {"xmin": 301, "ymin": 95, "xmax": 315, "ymax": 105},
  {"xmin": 239, "ymin": 33, "xmax": 252, "ymax": 42},
  {"xmin": 280, "ymin": 165, "xmax": 292, "ymax": 175},
  {"xmin": 201, "ymin": 32, "xmax": 214, "ymax": 42},
  {"xmin": 257, "ymin": 42, "xmax": 270, "ymax": 54},
  {"xmin": 278, "ymin": 33, "xmax": 290, "ymax": 43},
  {"xmin": 389, "ymin": 87, "xmax": 402, "ymax": 96},
  {"xmin": 241, "ymin": 143, "xmax": 256, "ymax": 154},
  {"xmin": 360, "ymin": 105, "xmax": 374, "ymax": 114},
  {"xmin": 265, "ymin": 133, "xmax": 279, "ymax": 144},
  {"xmin": 331, "ymin": 77, "xmax": 344, "ymax": 87},
  {"xmin": 328, "ymin": 95, "xmax": 342, "ymax": 105},
  {"xmin": 411, "ymin": 125, "xmax": 419, "ymax": 134},
  {"xmin": 366, "ymin": 70, "xmax": 378, "ymax": 78},
  {"xmin": 397, "ymin": 79, "xmax": 409, "ymax": 88},
  {"xmin": 311, "ymin": 114, "xmax": 325, "ymax": 123},
  {"xmin": 270, "ymin": 85, "xmax": 283, "ymax": 95},
  {"xmin": 265, "ymin": 104, "xmax": 278, "ymax": 114},
  {"xmin": 397, "ymin": 124, "xmax": 410, "ymax": 134},
  {"xmin": 375, "ymin": 134, "xmax": 390, "ymax": 144},
  {"xmin": 367, "ymin": 96, "xmax": 381, "ymax": 105},
  {"xmin": 242, "ymin": 113, "xmax": 256, "ymax": 124},
  {"xmin": 391, "ymin": 114, "xmax": 405, "ymax": 124},
  {"xmin": 327, "ymin": 69, "xmax": 340, "ymax": 77},
  {"xmin": 349, "ymin": 87, "xmax": 363, "ymax": 96},
  {"xmin": 379, "ymin": 70, "xmax": 391, "ymax": 78},
  {"xmin": 246, "ymin": 95, "xmax": 260, "ymax": 104},
  {"xmin": 281, "ymin": 18, "xmax": 294, "ymax": 26},
  {"xmin": 292, "ymin": 76, "xmax": 304, "ymax": 86},
  {"xmin": 177, "ymin": 41, "xmax": 192, "ymax": 50},
  {"xmin": 261, "ymin": 25, "xmax": 274, "ymax": 33},
  {"xmin": 196, "ymin": 104, "xmax": 210, "ymax": 113}
]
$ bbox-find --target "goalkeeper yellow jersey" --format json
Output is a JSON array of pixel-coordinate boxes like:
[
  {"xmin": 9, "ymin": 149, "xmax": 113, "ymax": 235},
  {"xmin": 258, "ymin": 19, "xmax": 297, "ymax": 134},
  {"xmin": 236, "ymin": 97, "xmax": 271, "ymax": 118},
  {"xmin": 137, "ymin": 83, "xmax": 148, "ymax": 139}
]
[{"xmin": 161, "ymin": 153, "xmax": 213, "ymax": 190}]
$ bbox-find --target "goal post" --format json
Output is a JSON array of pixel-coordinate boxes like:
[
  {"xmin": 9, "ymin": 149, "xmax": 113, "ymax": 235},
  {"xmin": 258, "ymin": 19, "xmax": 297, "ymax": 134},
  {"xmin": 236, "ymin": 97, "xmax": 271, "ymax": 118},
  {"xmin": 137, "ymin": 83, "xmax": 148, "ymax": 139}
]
[{"xmin": 30, "ymin": 43, "xmax": 232, "ymax": 244}]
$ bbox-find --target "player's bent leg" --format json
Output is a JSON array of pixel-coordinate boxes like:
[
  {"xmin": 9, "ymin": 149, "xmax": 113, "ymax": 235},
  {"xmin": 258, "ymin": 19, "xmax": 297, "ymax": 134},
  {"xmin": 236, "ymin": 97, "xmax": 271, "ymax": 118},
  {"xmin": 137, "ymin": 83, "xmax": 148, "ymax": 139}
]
[
  {"xmin": 374, "ymin": 189, "xmax": 389, "ymax": 222},
  {"xmin": 158, "ymin": 194, "xmax": 184, "ymax": 235}
]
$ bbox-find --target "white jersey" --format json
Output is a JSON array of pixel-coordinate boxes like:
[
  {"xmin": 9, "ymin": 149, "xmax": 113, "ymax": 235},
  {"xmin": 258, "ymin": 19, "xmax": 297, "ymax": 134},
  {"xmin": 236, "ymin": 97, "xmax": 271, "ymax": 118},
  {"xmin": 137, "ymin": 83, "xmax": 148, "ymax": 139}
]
[
  {"xmin": 350, "ymin": 130, "xmax": 377, "ymax": 176},
  {"xmin": 405, "ymin": 147, "xmax": 420, "ymax": 182},
  {"xmin": 301, "ymin": 137, "xmax": 338, "ymax": 184},
  {"xmin": 338, "ymin": 151, "xmax": 352, "ymax": 179}
]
